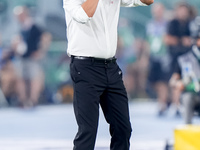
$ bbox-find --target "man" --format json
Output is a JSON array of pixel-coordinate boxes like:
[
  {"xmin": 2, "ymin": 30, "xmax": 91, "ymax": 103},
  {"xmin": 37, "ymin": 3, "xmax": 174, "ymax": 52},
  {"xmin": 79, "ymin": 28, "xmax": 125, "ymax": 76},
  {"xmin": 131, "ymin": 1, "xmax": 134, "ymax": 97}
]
[
  {"xmin": 169, "ymin": 16, "xmax": 200, "ymax": 124},
  {"xmin": 165, "ymin": 3, "xmax": 192, "ymax": 66},
  {"xmin": 63, "ymin": 0, "xmax": 153, "ymax": 149},
  {"xmin": 13, "ymin": 6, "xmax": 51, "ymax": 107},
  {"xmin": 0, "ymin": 33, "xmax": 16, "ymax": 105},
  {"xmin": 165, "ymin": 2, "xmax": 192, "ymax": 116},
  {"xmin": 146, "ymin": 3, "xmax": 170, "ymax": 116}
]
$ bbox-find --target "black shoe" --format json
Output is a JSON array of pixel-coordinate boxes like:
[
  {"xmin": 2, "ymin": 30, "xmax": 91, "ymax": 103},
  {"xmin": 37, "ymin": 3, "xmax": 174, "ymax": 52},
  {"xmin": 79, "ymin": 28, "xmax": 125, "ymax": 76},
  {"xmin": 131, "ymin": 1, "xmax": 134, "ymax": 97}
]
[
  {"xmin": 175, "ymin": 109, "xmax": 181, "ymax": 118},
  {"xmin": 158, "ymin": 109, "xmax": 167, "ymax": 117}
]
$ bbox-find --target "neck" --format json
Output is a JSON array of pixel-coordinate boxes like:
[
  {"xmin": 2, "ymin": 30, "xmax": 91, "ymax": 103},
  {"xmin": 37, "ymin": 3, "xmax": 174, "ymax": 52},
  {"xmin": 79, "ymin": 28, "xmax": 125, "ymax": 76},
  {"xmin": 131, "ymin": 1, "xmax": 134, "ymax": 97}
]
[{"xmin": 22, "ymin": 18, "xmax": 33, "ymax": 30}]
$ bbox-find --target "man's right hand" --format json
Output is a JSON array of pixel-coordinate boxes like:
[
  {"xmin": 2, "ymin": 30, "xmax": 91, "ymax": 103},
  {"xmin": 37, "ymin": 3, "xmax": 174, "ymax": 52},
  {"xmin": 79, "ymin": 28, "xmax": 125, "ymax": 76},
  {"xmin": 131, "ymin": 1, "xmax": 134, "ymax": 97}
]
[{"xmin": 175, "ymin": 80, "xmax": 185, "ymax": 91}]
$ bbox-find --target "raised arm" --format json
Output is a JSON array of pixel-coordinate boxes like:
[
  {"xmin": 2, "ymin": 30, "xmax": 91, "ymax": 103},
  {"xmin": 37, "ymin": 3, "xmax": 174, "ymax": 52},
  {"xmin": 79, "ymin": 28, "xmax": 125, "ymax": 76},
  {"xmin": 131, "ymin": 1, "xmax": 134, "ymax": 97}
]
[
  {"xmin": 82, "ymin": 0, "xmax": 99, "ymax": 17},
  {"xmin": 121, "ymin": 0, "xmax": 153, "ymax": 7},
  {"xmin": 140, "ymin": 0, "xmax": 154, "ymax": 5},
  {"xmin": 63, "ymin": 0, "xmax": 99, "ymax": 24}
]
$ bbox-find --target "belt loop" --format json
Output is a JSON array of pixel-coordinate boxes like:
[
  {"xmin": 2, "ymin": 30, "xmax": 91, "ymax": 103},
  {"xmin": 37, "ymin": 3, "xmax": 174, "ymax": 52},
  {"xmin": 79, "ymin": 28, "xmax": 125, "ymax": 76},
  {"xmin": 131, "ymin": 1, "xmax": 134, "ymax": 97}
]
[
  {"xmin": 71, "ymin": 55, "xmax": 74, "ymax": 63},
  {"xmin": 91, "ymin": 57, "xmax": 94, "ymax": 63},
  {"xmin": 91, "ymin": 57, "xmax": 95, "ymax": 65},
  {"xmin": 114, "ymin": 57, "xmax": 117, "ymax": 64}
]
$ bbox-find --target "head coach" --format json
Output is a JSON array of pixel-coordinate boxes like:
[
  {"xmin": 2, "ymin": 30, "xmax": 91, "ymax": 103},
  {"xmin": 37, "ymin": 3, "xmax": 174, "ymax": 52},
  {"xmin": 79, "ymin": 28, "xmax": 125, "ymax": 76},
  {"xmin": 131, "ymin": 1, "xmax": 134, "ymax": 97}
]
[{"xmin": 63, "ymin": 0, "xmax": 154, "ymax": 149}]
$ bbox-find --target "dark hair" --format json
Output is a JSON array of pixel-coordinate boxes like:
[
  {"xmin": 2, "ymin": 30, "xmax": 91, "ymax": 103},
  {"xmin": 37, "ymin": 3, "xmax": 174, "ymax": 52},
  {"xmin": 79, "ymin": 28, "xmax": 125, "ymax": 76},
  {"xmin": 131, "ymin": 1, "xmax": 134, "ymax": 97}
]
[{"xmin": 175, "ymin": 2, "xmax": 190, "ymax": 10}]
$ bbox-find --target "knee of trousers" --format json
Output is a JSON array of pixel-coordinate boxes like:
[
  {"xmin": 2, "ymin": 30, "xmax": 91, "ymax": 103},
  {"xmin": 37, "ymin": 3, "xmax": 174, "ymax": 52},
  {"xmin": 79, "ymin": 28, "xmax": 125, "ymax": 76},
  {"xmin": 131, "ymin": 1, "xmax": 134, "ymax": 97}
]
[
  {"xmin": 81, "ymin": 126, "xmax": 98, "ymax": 137},
  {"xmin": 124, "ymin": 124, "xmax": 132, "ymax": 138},
  {"xmin": 111, "ymin": 123, "xmax": 132, "ymax": 139}
]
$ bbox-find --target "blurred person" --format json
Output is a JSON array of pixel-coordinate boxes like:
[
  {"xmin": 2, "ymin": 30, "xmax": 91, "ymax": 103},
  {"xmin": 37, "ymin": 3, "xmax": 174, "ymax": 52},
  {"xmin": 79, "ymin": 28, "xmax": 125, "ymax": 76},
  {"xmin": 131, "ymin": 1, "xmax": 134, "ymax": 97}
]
[
  {"xmin": 118, "ymin": 18, "xmax": 135, "ymax": 49},
  {"xmin": 63, "ymin": 0, "xmax": 154, "ymax": 150},
  {"xmin": 117, "ymin": 19, "xmax": 149, "ymax": 99},
  {"xmin": 146, "ymin": 3, "xmax": 170, "ymax": 116},
  {"xmin": 189, "ymin": 5, "xmax": 198, "ymax": 20},
  {"xmin": 117, "ymin": 37, "xmax": 149, "ymax": 99},
  {"xmin": 116, "ymin": 36, "xmax": 137, "ymax": 99},
  {"xmin": 169, "ymin": 16, "xmax": 200, "ymax": 124},
  {"xmin": 129, "ymin": 38, "xmax": 149, "ymax": 98},
  {"xmin": 165, "ymin": 2, "xmax": 192, "ymax": 116},
  {"xmin": 111, "ymin": 37, "xmax": 149, "ymax": 99},
  {"xmin": 117, "ymin": 19, "xmax": 139, "ymax": 98},
  {"xmin": 0, "ymin": 33, "xmax": 17, "ymax": 105},
  {"xmin": 0, "ymin": 34, "xmax": 2, "ymax": 60},
  {"xmin": 13, "ymin": 6, "xmax": 51, "ymax": 107}
]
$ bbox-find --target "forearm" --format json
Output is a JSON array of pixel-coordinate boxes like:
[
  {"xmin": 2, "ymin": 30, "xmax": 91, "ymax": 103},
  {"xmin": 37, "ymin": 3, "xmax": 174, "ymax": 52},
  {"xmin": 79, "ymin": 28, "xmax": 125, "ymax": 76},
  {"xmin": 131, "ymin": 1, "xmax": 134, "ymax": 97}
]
[
  {"xmin": 169, "ymin": 73, "xmax": 184, "ymax": 90},
  {"xmin": 82, "ymin": 0, "xmax": 99, "ymax": 17},
  {"xmin": 63, "ymin": 0, "xmax": 98, "ymax": 23},
  {"xmin": 164, "ymin": 35, "xmax": 179, "ymax": 46},
  {"xmin": 140, "ymin": 0, "xmax": 154, "ymax": 5}
]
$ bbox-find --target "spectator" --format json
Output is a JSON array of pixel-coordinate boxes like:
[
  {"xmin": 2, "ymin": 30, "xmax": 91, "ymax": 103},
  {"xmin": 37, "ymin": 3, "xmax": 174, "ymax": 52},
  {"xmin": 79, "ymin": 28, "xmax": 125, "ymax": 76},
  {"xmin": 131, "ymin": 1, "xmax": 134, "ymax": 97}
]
[
  {"xmin": 0, "ymin": 34, "xmax": 2, "ymax": 61},
  {"xmin": 169, "ymin": 16, "xmax": 200, "ymax": 124},
  {"xmin": 165, "ymin": 2, "xmax": 192, "ymax": 116},
  {"xmin": 116, "ymin": 37, "xmax": 149, "ymax": 98},
  {"xmin": 146, "ymin": 3, "xmax": 170, "ymax": 116},
  {"xmin": 116, "ymin": 35, "xmax": 137, "ymax": 98},
  {"xmin": 13, "ymin": 6, "xmax": 51, "ymax": 108},
  {"xmin": 130, "ymin": 38, "xmax": 149, "ymax": 98},
  {"xmin": 0, "ymin": 33, "xmax": 17, "ymax": 105},
  {"xmin": 117, "ymin": 18, "xmax": 149, "ymax": 99}
]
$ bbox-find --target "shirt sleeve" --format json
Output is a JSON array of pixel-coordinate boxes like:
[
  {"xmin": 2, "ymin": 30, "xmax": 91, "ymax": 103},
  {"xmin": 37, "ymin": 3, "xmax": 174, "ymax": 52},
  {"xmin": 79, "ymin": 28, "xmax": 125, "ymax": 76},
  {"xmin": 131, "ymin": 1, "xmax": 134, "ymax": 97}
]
[
  {"xmin": 121, "ymin": 0, "xmax": 147, "ymax": 7},
  {"xmin": 63, "ymin": 0, "xmax": 90, "ymax": 24}
]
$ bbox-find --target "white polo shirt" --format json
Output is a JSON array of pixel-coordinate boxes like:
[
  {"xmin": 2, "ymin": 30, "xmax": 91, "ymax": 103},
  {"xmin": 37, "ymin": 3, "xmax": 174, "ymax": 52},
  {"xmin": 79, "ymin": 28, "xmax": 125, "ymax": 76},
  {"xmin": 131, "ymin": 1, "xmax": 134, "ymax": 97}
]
[{"xmin": 63, "ymin": 0, "xmax": 146, "ymax": 59}]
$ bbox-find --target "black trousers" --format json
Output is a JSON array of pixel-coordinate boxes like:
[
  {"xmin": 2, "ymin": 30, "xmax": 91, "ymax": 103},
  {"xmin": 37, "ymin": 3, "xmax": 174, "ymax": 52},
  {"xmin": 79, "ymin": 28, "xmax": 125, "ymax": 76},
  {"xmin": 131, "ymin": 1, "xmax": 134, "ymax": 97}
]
[{"xmin": 70, "ymin": 57, "xmax": 132, "ymax": 150}]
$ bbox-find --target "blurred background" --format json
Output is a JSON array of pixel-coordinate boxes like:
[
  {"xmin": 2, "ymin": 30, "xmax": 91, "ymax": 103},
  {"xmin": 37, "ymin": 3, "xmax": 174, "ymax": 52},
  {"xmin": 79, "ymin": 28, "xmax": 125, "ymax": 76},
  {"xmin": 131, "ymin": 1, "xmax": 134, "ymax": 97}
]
[{"xmin": 0, "ymin": 0, "xmax": 200, "ymax": 149}]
